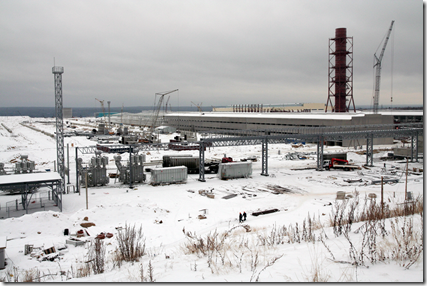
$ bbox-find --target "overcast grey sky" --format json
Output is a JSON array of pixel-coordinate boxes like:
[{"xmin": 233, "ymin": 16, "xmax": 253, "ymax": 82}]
[{"xmin": 0, "ymin": 0, "xmax": 423, "ymax": 108}]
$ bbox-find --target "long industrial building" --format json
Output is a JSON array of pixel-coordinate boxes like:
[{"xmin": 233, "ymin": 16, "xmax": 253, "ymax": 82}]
[{"xmin": 162, "ymin": 110, "xmax": 423, "ymax": 147}]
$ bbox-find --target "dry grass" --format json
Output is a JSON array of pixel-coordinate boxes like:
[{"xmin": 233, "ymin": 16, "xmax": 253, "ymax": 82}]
[
  {"xmin": 22, "ymin": 267, "xmax": 41, "ymax": 282},
  {"xmin": 327, "ymin": 191, "xmax": 423, "ymax": 268},
  {"xmin": 114, "ymin": 223, "xmax": 146, "ymax": 266}
]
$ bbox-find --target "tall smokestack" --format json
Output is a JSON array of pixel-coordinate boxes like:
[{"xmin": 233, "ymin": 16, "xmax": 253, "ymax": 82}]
[{"xmin": 325, "ymin": 28, "xmax": 356, "ymax": 112}]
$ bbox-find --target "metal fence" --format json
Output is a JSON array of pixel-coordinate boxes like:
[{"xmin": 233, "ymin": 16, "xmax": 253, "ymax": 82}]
[{"xmin": 0, "ymin": 191, "xmax": 58, "ymax": 219}]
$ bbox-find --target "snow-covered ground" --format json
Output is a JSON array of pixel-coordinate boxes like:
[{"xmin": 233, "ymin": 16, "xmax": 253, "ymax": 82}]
[{"xmin": 0, "ymin": 116, "xmax": 423, "ymax": 282}]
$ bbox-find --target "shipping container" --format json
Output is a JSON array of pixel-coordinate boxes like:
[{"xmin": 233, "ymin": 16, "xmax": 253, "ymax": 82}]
[
  {"xmin": 217, "ymin": 161, "xmax": 252, "ymax": 180},
  {"xmin": 163, "ymin": 155, "xmax": 199, "ymax": 173},
  {"xmin": 150, "ymin": 166, "xmax": 188, "ymax": 185},
  {"xmin": 163, "ymin": 154, "xmax": 193, "ymax": 167}
]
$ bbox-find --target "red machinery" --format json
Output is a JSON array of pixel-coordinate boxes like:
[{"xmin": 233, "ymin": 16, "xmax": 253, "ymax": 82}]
[{"xmin": 323, "ymin": 158, "xmax": 359, "ymax": 171}]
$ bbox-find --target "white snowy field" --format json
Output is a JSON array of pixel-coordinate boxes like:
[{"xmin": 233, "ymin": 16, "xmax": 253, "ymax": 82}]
[{"xmin": 0, "ymin": 116, "xmax": 423, "ymax": 282}]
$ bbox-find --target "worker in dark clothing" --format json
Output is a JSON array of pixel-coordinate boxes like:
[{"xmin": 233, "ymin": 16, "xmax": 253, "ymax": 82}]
[
  {"xmin": 243, "ymin": 211, "xmax": 247, "ymax": 221},
  {"xmin": 239, "ymin": 212, "xmax": 243, "ymax": 223}
]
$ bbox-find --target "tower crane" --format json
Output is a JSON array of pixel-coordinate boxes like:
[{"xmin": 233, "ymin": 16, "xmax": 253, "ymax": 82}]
[
  {"xmin": 373, "ymin": 20, "xmax": 394, "ymax": 114},
  {"xmin": 95, "ymin": 98, "xmax": 106, "ymax": 122}
]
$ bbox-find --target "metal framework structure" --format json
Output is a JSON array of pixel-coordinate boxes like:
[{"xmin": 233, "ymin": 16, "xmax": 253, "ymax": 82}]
[
  {"xmin": 52, "ymin": 66, "xmax": 65, "ymax": 210},
  {"xmin": 197, "ymin": 125, "xmax": 422, "ymax": 181},
  {"xmin": 73, "ymin": 123, "xmax": 422, "ymax": 187},
  {"xmin": 326, "ymin": 28, "xmax": 355, "ymax": 113},
  {"xmin": 0, "ymin": 173, "xmax": 61, "ymax": 215}
]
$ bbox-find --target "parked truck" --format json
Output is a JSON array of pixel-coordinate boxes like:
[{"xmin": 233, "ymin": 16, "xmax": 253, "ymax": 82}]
[{"xmin": 323, "ymin": 158, "xmax": 359, "ymax": 171}]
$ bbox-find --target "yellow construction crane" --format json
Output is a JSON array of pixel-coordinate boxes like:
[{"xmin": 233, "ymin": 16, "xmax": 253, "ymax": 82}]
[
  {"xmin": 95, "ymin": 98, "xmax": 106, "ymax": 122},
  {"xmin": 191, "ymin": 101, "xmax": 203, "ymax": 112}
]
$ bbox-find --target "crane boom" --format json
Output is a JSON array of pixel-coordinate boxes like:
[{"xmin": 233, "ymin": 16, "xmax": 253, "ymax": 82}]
[
  {"xmin": 149, "ymin": 89, "xmax": 178, "ymax": 135},
  {"xmin": 191, "ymin": 101, "xmax": 203, "ymax": 112},
  {"xmin": 373, "ymin": 20, "xmax": 394, "ymax": 114},
  {"xmin": 95, "ymin": 98, "xmax": 106, "ymax": 122}
]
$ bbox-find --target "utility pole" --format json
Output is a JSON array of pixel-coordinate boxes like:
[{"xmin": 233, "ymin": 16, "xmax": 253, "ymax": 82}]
[
  {"xmin": 85, "ymin": 171, "xmax": 88, "ymax": 210},
  {"xmin": 405, "ymin": 158, "xmax": 408, "ymax": 200},
  {"xmin": 381, "ymin": 176, "xmax": 384, "ymax": 215}
]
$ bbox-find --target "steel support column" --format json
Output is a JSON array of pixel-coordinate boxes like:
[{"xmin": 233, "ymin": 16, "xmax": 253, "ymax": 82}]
[
  {"xmin": 317, "ymin": 135, "xmax": 324, "ymax": 170},
  {"xmin": 366, "ymin": 133, "xmax": 374, "ymax": 167},
  {"xmin": 261, "ymin": 138, "xmax": 269, "ymax": 176},
  {"xmin": 75, "ymin": 147, "xmax": 80, "ymax": 194},
  {"xmin": 129, "ymin": 145, "xmax": 133, "ymax": 188},
  {"xmin": 198, "ymin": 142, "xmax": 206, "ymax": 182},
  {"xmin": 411, "ymin": 132, "xmax": 418, "ymax": 162},
  {"xmin": 53, "ymin": 66, "xmax": 64, "ymax": 212}
]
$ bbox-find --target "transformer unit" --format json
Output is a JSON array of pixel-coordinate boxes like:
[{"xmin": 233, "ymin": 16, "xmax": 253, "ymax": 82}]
[
  {"xmin": 78, "ymin": 151, "xmax": 109, "ymax": 187},
  {"xmin": 14, "ymin": 155, "xmax": 35, "ymax": 174},
  {"xmin": 114, "ymin": 154, "xmax": 146, "ymax": 184},
  {"xmin": 150, "ymin": 166, "xmax": 188, "ymax": 186},
  {"xmin": 217, "ymin": 161, "xmax": 252, "ymax": 180}
]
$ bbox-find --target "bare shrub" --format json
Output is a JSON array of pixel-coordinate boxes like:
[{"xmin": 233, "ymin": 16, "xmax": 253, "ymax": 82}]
[
  {"xmin": 139, "ymin": 263, "xmax": 145, "ymax": 282},
  {"xmin": 4, "ymin": 266, "xmax": 21, "ymax": 282},
  {"xmin": 302, "ymin": 247, "xmax": 330, "ymax": 282},
  {"xmin": 252, "ymin": 254, "xmax": 283, "ymax": 282},
  {"xmin": 389, "ymin": 194, "xmax": 423, "ymax": 218},
  {"xmin": 183, "ymin": 230, "xmax": 222, "ymax": 257},
  {"xmin": 384, "ymin": 215, "xmax": 423, "ymax": 268},
  {"xmin": 23, "ymin": 267, "xmax": 41, "ymax": 282},
  {"xmin": 147, "ymin": 260, "xmax": 155, "ymax": 282},
  {"xmin": 327, "ymin": 192, "xmax": 423, "ymax": 269},
  {"xmin": 74, "ymin": 263, "xmax": 91, "ymax": 278},
  {"xmin": 139, "ymin": 260, "xmax": 155, "ymax": 282},
  {"xmin": 115, "ymin": 223, "xmax": 146, "ymax": 263},
  {"xmin": 88, "ymin": 238, "xmax": 106, "ymax": 274}
]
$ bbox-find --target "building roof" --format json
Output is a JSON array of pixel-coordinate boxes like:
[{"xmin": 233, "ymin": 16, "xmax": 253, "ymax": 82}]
[
  {"xmin": 0, "ymin": 172, "xmax": 61, "ymax": 186},
  {"xmin": 165, "ymin": 111, "xmax": 366, "ymax": 120},
  {"xmin": 165, "ymin": 110, "xmax": 423, "ymax": 120}
]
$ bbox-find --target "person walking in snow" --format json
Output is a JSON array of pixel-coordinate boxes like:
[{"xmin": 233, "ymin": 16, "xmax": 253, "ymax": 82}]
[
  {"xmin": 239, "ymin": 212, "xmax": 243, "ymax": 223},
  {"xmin": 243, "ymin": 211, "xmax": 247, "ymax": 221}
]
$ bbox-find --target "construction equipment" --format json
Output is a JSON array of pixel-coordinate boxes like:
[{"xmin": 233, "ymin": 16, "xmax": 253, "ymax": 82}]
[
  {"xmin": 191, "ymin": 101, "xmax": 203, "ymax": 112},
  {"xmin": 144, "ymin": 89, "xmax": 178, "ymax": 142},
  {"xmin": 164, "ymin": 96, "xmax": 171, "ymax": 113},
  {"xmin": 323, "ymin": 158, "xmax": 359, "ymax": 171},
  {"xmin": 373, "ymin": 20, "xmax": 394, "ymax": 114},
  {"xmin": 95, "ymin": 98, "xmax": 106, "ymax": 122}
]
